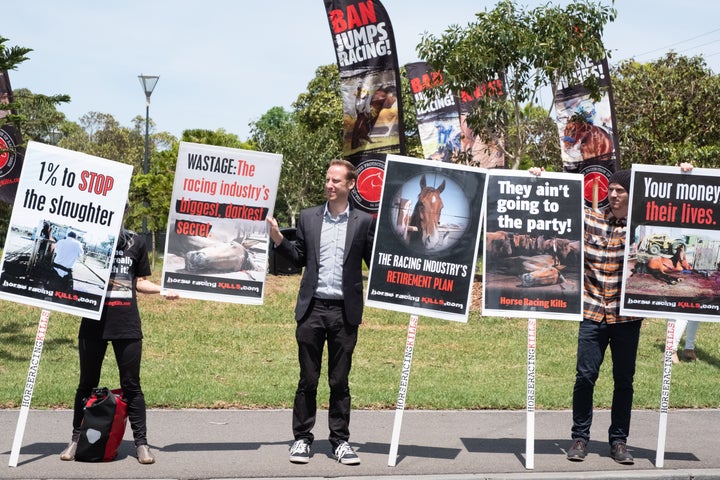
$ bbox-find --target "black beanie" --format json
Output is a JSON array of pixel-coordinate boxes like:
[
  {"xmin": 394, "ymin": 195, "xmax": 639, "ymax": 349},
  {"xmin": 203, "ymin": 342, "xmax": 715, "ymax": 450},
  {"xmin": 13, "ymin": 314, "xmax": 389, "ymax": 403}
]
[{"xmin": 608, "ymin": 169, "xmax": 631, "ymax": 192}]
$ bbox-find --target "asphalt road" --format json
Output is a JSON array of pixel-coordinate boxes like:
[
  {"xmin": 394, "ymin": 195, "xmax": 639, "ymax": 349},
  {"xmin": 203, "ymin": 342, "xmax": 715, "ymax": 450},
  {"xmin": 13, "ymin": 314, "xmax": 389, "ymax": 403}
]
[{"xmin": 2, "ymin": 408, "xmax": 720, "ymax": 479}]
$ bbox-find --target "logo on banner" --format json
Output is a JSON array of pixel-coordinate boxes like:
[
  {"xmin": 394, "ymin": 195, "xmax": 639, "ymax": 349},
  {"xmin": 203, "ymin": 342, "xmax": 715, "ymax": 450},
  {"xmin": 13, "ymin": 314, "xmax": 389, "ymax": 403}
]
[
  {"xmin": 352, "ymin": 157, "xmax": 384, "ymax": 211},
  {"xmin": 0, "ymin": 128, "xmax": 17, "ymax": 178},
  {"xmin": 582, "ymin": 164, "xmax": 612, "ymax": 205}
]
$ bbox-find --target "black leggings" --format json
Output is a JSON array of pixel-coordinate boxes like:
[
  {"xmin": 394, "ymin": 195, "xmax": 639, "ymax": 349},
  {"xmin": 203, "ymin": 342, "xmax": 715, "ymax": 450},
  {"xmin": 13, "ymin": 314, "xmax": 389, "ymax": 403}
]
[{"xmin": 72, "ymin": 337, "xmax": 148, "ymax": 446}]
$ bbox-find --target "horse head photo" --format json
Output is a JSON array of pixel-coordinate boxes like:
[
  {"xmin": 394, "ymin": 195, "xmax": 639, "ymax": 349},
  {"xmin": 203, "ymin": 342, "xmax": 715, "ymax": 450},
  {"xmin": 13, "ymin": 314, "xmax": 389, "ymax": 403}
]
[
  {"xmin": 168, "ymin": 228, "xmax": 259, "ymax": 274},
  {"xmin": 407, "ymin": 175, "xmax": 447, "ymax": 251}
]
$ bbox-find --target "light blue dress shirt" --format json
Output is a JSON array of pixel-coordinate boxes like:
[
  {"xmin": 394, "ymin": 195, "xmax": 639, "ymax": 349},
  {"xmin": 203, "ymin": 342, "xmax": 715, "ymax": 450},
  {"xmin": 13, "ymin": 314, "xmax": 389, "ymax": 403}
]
[{"xmin": 314, "ymin": 203, "xmax": 349, "ymax": 300}]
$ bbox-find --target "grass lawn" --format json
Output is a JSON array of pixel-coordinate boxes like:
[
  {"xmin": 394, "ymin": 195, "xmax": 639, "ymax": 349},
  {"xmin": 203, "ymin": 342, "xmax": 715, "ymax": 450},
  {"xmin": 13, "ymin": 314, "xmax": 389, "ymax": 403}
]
[{"xmin": 1, "ymin": 266, "xmax": 718, "ymax": 410}]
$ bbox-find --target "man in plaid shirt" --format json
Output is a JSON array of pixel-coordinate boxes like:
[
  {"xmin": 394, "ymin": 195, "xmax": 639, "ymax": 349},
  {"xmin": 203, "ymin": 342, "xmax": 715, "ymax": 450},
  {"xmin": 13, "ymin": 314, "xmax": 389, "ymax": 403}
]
[
  {"xmin": 531, "ymin": 164, "xmax": 691, "ymax": 465},
  {"xmin": 566, "ymin": 169, "xmax": 639, "ymax": 465}
]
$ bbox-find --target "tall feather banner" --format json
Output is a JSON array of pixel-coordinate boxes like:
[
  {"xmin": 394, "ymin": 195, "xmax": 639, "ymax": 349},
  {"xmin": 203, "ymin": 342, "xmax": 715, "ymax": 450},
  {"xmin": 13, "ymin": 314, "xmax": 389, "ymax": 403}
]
[
  {"xmin": 0, "ymin": 71, "xmax": 24, "ymax": 204},
  {"xmin": 554, "ymin": 57, "xmax": 620, "ymax": 209},
  {"xmin": 324, "ymin": 0, "xmax": 405, "ymax": 213},
  {"xmin": 405, "ymin": 61, "xmax": 461, "ymax": 162}
]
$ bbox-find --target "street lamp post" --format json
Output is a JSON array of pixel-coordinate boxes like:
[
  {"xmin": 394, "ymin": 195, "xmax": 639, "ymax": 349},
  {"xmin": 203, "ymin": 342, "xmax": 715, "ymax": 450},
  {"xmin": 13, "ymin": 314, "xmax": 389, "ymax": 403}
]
[{"xmin": 137, "ymin": 74, "xmax": 159, "ymax": 236}]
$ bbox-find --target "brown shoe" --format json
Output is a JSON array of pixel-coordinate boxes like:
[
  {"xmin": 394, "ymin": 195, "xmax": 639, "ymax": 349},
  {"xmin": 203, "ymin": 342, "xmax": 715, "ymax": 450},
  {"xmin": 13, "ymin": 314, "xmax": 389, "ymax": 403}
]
[
  {"xmin": 681, "ymin": 349, "xmax": 697, "ymax": 361},
  {"xmin": 566, "ymin": 439, "xmax": 587, "ymax": 461},
  {"xmin": 59, "ymin": 440, "xmax": 77, "ymax": 461},
  {"xmin": 136, "ymin": 444, "xmax": 155, "ymax": 464},
  {"xmin": 610, "ymin": 442, "xmax": 634, "ymax": 464}
]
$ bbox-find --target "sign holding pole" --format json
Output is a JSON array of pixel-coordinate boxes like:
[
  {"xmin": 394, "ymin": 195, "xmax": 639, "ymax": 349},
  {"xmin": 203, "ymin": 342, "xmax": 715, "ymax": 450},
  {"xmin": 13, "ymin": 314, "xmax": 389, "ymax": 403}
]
[
  {"xmin": 365, "ymin": 155, "xmax": 486, "ymax": 465},
  {"xmin": 525, "ymin": 317, "xmax": 537, "ymax": 470},
  {"xmin": 655, "ymin": 319, "xmax": 677, "ymax": 468},
  {"xmin": 482, "ymin": 170, "xmax": 584, "ymax": 469},
  {"xmin": 387, "ymin": 314, "xmax": 418, "ymax": 467},
  {"xmin": 8, "ymin": 309, "xmax": 50, "ymax": 467}
]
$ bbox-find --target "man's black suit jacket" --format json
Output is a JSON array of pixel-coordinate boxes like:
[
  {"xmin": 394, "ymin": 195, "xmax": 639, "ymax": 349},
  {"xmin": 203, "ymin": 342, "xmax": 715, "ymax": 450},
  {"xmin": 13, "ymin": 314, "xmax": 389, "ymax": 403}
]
[{"xmin": 275, "ymin": 204, "xmax": 375, "ymax": 326}]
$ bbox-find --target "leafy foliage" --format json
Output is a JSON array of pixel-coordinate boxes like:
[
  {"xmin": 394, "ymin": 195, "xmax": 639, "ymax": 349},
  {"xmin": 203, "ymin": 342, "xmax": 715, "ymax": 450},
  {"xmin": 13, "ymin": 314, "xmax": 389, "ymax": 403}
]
[
  {"xmin": 612, "ymin": 52, "xmax": 720, "ymax": 168},
  {"xmin": 250, "ymin": 65, "xmax": 344, "ymax": 226},
  {"xmin": 416, "ymin": 0, "xmax": 616, "ymax": 169}
]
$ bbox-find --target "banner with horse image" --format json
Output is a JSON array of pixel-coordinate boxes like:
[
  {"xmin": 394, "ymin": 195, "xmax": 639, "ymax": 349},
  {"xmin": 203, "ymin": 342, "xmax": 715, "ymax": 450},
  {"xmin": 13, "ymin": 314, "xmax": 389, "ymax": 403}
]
[
  {"xmin": 324, "ymin": 0, "xmax": 405, "ymax": 213},
  {"xmin": 621, "ymin": 165, "xmax": 720, "ymax": 321},
  {"xmin": 325, "ymin": 0, "xmax": 405, "ymax": 159},
  {"xmin": 457, "ymin": 77, "xmax": 505, "ymax": 169},
  {"xmin": 0, "ymin": 141, "xmax": 132, "ymax": 319},
  {"xmin": 482, "ymin": 170, "xmax": 584, "ymax": 321},
  {"xmin": 0, "ymin": 71, "xmax": 25, "ymax": 204},
  {"xmin": 554, "ymin": 57, "xmax": 620, "ymax": 209},
  {"xmin": 404, "ymin": 61, "xmax": 462, "ymax": 162},
  {"xmin": 161, "ymin": 142, "xmax": 281, "ymax": 304},
  {"xmin": 404, "ymin": 61, "xmax": 505, "ymax": 168},
  {"xmin": 366, "ymin": 155, "xmax": 486, "ymax": 322}
]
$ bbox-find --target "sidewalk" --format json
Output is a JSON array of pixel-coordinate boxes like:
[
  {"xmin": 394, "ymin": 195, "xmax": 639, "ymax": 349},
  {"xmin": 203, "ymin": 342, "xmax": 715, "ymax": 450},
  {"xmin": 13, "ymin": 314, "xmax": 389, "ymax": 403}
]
[{"xmin": 1, "ymin": 408, "xmax": 719, "ymax": 479}]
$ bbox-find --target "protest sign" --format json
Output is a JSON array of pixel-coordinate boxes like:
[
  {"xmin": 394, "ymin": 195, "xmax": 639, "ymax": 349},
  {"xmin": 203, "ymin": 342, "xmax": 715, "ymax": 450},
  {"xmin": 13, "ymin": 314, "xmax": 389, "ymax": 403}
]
[
  {"xmin": 482, "ymin": 170, "xmax": 584, "ymax": 321},
  {"xmin": 0, "ymin": 142, "xmax": 132, "ymax": 319},
  {"xmin": 161, "ymin": 142, "xmax": 281, "ymax": 304},
  {"xmin": 366, "ymin": 155, "xmax": 486, "ymax": 322},
  {"xmin": 621, "ymin": 165, "xmax": 720, "ymax": 320}
]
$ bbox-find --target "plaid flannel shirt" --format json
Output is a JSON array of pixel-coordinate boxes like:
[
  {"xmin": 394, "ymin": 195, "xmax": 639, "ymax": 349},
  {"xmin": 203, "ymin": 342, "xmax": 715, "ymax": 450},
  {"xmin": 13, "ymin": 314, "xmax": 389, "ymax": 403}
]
[{"xmin": 583, "ymin": 206, "xmax": 641, "ymax": 324}]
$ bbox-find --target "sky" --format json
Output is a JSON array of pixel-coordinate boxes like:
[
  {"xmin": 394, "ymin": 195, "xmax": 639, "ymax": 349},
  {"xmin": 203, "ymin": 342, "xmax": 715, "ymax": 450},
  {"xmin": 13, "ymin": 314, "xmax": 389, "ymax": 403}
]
[{"xmin": 5, "ymin": 1, "xmax": 720, "ymax": 142}]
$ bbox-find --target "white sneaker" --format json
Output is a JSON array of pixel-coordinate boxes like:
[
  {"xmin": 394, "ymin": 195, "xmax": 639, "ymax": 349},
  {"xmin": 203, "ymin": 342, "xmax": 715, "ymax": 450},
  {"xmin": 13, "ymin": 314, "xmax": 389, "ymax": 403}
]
[{"xmin": 333, "ymin": 441, "xmax": 360, "ymax": 465}]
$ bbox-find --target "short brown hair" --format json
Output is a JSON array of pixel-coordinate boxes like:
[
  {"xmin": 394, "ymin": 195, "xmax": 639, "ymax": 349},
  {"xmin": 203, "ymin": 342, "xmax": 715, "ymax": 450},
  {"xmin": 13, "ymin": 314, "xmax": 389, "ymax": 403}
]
[{"xmin": 329, "ymin": 159, "xmax": 357, "ymax": 182}]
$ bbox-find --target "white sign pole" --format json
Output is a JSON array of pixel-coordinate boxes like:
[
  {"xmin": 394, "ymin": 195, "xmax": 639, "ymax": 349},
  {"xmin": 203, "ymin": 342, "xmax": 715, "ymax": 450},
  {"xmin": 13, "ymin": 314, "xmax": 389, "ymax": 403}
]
[
  {"xmin": 9, "ymin": 309, "xmax": 51, "ymax": 467},
  {"xmin": 387, "ymin": 314, "xmax": 419, "ymax": 467},
  {"xmin": 525, "ymin": 318, "xmax": 537, "ymax": 470},
  {"xmin": 656, "ymin": 319, "xmax": 676, "ymax": 468}
]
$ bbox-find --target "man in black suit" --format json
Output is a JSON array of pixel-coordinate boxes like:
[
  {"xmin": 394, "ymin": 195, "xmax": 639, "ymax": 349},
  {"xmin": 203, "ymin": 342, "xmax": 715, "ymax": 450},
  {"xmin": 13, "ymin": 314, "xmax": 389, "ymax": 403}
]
[{"xmin": 268, "ymin": 159, "xmax": 375, "ymax": 466}]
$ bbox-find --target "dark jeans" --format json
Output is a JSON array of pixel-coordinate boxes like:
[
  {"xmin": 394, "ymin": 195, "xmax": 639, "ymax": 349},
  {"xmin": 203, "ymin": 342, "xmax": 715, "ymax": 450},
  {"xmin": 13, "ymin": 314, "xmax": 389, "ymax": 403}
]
[
  {"xmin": 72, "ymin": 338, "xmax": 148, "ymax": 446},
  {"xmin": 292, "ymin": 299, "xmax": 358, "ymax": 448},
  {"xmin": 571, "ymin": 319, "xmax": 642, "ymax": 447}
]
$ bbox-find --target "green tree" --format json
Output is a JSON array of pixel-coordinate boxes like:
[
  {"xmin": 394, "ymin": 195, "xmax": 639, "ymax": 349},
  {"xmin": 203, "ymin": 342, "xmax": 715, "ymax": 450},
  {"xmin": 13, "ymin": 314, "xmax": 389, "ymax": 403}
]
[
  {"xmin": 416, "ymin": 0, "xmax": 616, "ymax": 169},
  {"xmin": 181, "ymin": 128, "xmax": 252, "ymax": 150},
  {"xmin": 0, "ymin": 37, "xmax": 70, "ymax": 242},
  {"xmin": 11, "ymin": 88, "xmax": 70, "ymax": 143},
  {"xmin": 59, "ymin": 111, "xmax": 179, "ymax": 262},
  {"xmin": 251, "ymin": 106, "xmax": 336, "ymax": 226},
  {"xmin": 251, "ymin": 65, "xmax": 345, "ymax": 226},
  {"xmin": 398, "ymin": 65, "xmax": 423, "ymax": 159},
  {"xmin": 611, "ymin": 52, "xmax": 720, "ymax": 168}
]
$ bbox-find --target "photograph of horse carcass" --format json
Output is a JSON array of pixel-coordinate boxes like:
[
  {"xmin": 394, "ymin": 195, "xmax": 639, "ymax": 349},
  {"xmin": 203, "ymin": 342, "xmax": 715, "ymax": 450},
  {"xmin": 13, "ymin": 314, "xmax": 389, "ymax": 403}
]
[
  {"xmin": 163, "ymin": 218, "xmax": 266, "ymax": 279},
  {"xmin": 625, "ymin": 226, "xmax": 720, "ymax": 300},
  {"xmin": 482, "ymin": 172, "xmax": 584, "ymax": 320},
  {"xmin": 0, "ymin": 219, "xmax": 113, "ymax": 299},
  {"xmin": 342, "ymin": 68, "xmax": 400, "ymax": 154}
]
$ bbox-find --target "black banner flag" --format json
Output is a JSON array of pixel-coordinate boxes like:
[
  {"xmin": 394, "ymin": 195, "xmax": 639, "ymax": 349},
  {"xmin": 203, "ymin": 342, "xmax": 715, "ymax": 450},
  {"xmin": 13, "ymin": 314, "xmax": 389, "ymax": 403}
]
[
  {"xmin": 323, "ymin": 0, "xmax": 405, "ymax": 213},
  {"xmin": 405, "ymin": 61, "xmax": 461, "ymax": 162},
  {"xmin": 554, "ymin": 57, "xmax": 620, "ymax": 209},
  {"xmin": 0, "ymin": 71, "xmax": 25, "ymax": 204}
]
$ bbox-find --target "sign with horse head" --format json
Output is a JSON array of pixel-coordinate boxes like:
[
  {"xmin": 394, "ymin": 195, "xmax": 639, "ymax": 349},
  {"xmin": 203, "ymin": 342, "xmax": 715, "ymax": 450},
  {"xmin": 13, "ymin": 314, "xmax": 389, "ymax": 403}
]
[{"xmin": 366, "ymin": 155, "xmax": 486, "ymax": 322}]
